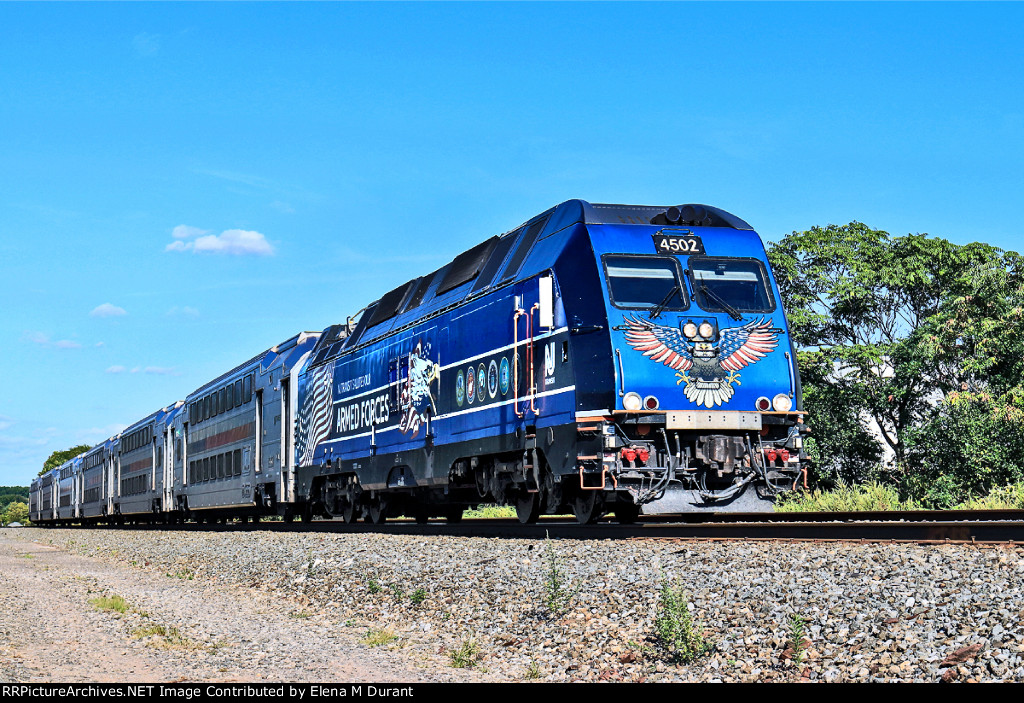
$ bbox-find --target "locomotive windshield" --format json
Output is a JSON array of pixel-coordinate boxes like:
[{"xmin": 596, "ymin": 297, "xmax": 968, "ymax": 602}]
[
  {"xmin": 603, "ymin": 255, "xmax": 688, "ymax": 310},
  {"xmin": 688, "ymin": 257, "xmax": 775, "ymax": 314}
]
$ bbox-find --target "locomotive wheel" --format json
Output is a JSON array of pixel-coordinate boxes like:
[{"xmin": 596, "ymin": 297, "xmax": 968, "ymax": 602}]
[
  {"xmin": 613, "ymin": 502, "xmax": 641, "ymax": 525},
  {"xmin": 340, "ymin": 482, "xmax": 361, "ymax": 524},
  {"xmin": 445, "ymin": 507, "xmax": 464, "ymax": 524},
  {"xmin": 571, "ymin": 492, "xmax": 603, "ymax": 525},
  {"xmin": 515, "ymin": 493, "xmax": 540, "ymax": 524},
  {"xmin": 414, "ymin": 509, "xmax": 430, "ymax": 524},
  {"xmin": 340, "ymin": 498, "xmax": 359, "ymax": 524},
  {"xmin": 367, "ymin": 498, "xmax": 388, "ymax": 524}
]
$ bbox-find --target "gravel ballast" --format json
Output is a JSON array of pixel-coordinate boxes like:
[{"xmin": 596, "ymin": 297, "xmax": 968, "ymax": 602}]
[{"xmin": 3, "ymin": 526, "xmax": 1023, "ymax": 683}]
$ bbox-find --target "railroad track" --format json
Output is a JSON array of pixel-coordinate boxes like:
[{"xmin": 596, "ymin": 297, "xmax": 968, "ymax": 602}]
[{"xmin": 75, "ymin": 509, "xmax": 1024, "ymax": 544}]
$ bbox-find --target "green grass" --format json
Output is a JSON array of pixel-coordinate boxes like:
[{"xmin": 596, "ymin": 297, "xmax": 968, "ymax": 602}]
[
  {"xmin": 89, "ymin": 594, "xmax": 130, "ymax": 614},
  {"xmin": 463, "ymin": 505, "xmax": 516, "ymax": 519},
  {"xmin": 409, "ymin": 588, "xmax": 427, "ymax": 606},
  {"xmin": 775, "ymin": 479, "xmax": 1024, "ymax": 512},
  {"xmin": 132, "ymin": 623, "xmax": 195, "ymax": 649},
  {"xmin": 953, "ymin": 482, "xmax": 1024, "ymax": 509},
  {"xmin": 361, "ymin": 627, "xmax": 398, "ymax": 647},
  {"xmin": 774, "ymin": 481, "xmax": 921, "ymax": 512},
  {"xmin": 165, "ymin": 568, "xmax": 194, "ymax": 580},
  {"xmin": 449, "ymin": 636, "xmax": 481, "ymax": 668}
]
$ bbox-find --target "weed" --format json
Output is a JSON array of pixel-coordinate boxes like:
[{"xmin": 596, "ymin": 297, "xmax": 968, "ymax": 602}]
[
  {"xmin": 390, "ymin": 584, "xmax": 405, "ymax": 599},
  {"xmin": 17, "ymin": 554, "xmax": 34, "ymax": 559},
  {"xmin": 786, "ymin": 613, "xmax": 810, "ymax": 666},
  {"xmin": 653, "ymin": 578, "xmax": 711, "ymax": 664},
  {"xmin": 774, "ymin": 481, "xmax": 920, "ymax": 512},
  {"xmin": 89, "ymin": 594, "xmax": 130, "ymax": 614},
  {"xmin": 289, "ymin": 611, "xmax": 312, "ymax": 620},
  {"xmin": 132, "ymin": 624, "xmax": 198, "ymax": 650},
  {"xmin": 463, "ymin": 505, "xmax": 516, "ymax": 519},
  {"xmin": 525, "ymin": 660, "xmax": 542, "ymax": 680},
  {"xmin": 409, "ymin": 588, "xmax": 427, "ymax": 606},
  {"xmin": 361, "ymin": 627, "xmax": 398, "ymax": 647},
  {"xmin": 542, "ymin": 534, "xmax": 575, "ymax": 614},
  {"xmin": 166, "ymin": 568, "xmax": 194, "ymax": 580},
  {"xmin": 449, "ymin": 636, "xmax": 480, "ymax": 668},
  {"xmin": 367, "ymin": 579, "xmax": 382, "ymax": 594}
]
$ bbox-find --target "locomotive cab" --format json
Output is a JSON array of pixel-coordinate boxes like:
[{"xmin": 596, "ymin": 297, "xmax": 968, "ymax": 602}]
[{"xmin": 561, "ymin": 204, "xmax": 807, "ymax": 516}]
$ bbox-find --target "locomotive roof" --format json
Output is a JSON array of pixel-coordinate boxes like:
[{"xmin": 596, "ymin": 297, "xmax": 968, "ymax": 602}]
[{"xmin": 309, "ymin": 199, "xmax": 753, "ymax": 365}]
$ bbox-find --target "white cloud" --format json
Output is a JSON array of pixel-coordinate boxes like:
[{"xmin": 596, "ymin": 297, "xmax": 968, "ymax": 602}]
[
  {"xmin": 106, "ymin": 365, "xmax": 127, "ymax": 374},
  {"xmin": 167, "ymin": 306, "xmax": 200, "ymax": 317},
  {"xmin": 142, "ymin": 366, "xmax": 179, "ymax": 376},
  {"xmin": 165, "ymin": 227, "xmax": 275, "ymax": 256},
  {"xmin": 23, "ymin": 331, "xmax": 50, "ymax": 345},
  {"xmin": 271, "ymin": 200, "xmax": 295, "ymax": 214},
  {"xmin": 23, "ymin": 331, "xmax": 82, "ymax": 349},
  {"xmin": 172, "ymin": 224, "xmax": 209, "ymax": 240},
  {"xmin": 90, "ymin": 303, "xmax": 127, "ymax": 318}
]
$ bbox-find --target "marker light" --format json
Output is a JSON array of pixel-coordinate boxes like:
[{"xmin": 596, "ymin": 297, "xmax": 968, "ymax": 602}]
[
  {"xmin": 623, "ymin": 392, "xmax": 643, "ymax": 411},
  {"xmin": 772, "ymin": 394, "xmax": 793, "ymax": 412},
  {"xmin": 755, "ymin": 396, "xmax": 771, "ymax": 411},
  {"xmin": 644, "ymin": 395, "xmax": 660, "ymax": 410}
]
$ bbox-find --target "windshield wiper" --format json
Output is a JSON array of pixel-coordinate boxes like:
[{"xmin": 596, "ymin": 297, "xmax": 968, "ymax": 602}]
[
  {"xmin": 700, "ymin": 284, "xmax": 743, "ymax": 321},
  {"xmin": 649, "ymin": 284, "xmax": 681, "ymax": 319}
]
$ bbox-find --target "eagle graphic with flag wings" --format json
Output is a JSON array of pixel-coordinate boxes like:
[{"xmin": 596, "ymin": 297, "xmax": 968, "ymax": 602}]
[{"xmin": 623, "ymin": 315, "xmax": 780, "ymax": 408}]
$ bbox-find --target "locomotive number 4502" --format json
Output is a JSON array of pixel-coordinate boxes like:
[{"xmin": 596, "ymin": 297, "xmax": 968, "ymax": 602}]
[{"xmin": 653, "ymin": 234, "xmax": 705, "ymax": 255}]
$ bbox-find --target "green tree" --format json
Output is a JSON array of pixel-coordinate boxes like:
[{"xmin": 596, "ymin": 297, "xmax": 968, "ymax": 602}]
[
  {"xmin": 40, "ymin": 445, "xmax": 93, "ymax": 476},
  {"xmin": 904, "ymin": 392, "xmax": 1024, "ymax": 507},
  {"xmin": 768, "ymin": 223, "xmax": 1023, "ymax": 490},
  {"xmin": 2, "ymin": 501, "xmax": 30, "ymax": 526}
]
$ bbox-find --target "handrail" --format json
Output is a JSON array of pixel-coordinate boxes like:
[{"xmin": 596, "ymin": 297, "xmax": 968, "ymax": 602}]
[
  {"xmin": 528, "ymin": 303, "xmax": 540, "ymax": 415},
  {"xmin": 513, "ymin": 307, "xmax": 526, "ymax": 417},
  {"xmin": 615, "ymin": 349, "xmax": 625, "ymax": 397}
]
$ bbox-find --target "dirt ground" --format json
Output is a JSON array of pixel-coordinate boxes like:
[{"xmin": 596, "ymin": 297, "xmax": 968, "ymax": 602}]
[{"xmin": 0, "ymin": 530, "xmax": 490, "ymax": 683}]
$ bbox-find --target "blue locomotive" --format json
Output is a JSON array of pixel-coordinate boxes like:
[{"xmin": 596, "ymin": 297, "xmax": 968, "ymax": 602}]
[
  {"xmin": 30, "ymin": 200, "xmax": 808, "ymax": 526},
  {"xmin": 292, "ymin": 200, "xmax": 808, "ymax": 524}
]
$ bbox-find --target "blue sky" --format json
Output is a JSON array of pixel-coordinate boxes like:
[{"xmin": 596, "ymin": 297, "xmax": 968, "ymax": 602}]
[{"xmin": 2, "ymin": 2, "xmax": 1022, "ymax": 486}]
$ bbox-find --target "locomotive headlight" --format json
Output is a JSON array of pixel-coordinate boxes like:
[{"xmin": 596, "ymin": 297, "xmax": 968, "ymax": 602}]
[
  {"xmin": 623, "ymin": 392, "xmax": 643, "ymax": 411},
  {"xmin": 683, "ymin": 322, "xmax": 698, "ymax": 339},
  {"xmin": 772, "ymin": 394, "xmax": 793, "ymax": 412},
  {"xmin": 698, "ymin": 322, "xmax": 714, "ymax": 339}
]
